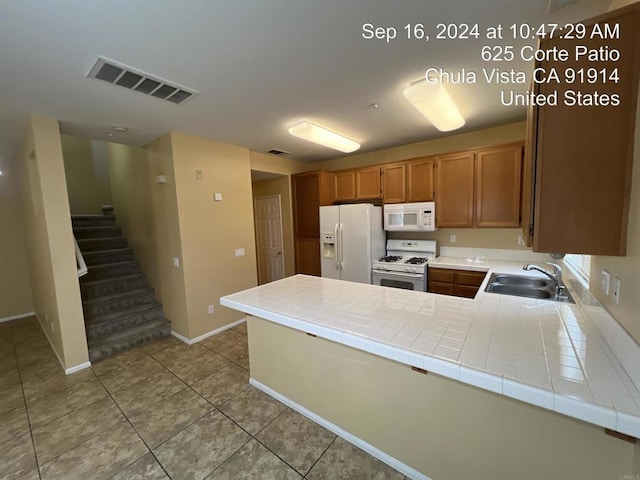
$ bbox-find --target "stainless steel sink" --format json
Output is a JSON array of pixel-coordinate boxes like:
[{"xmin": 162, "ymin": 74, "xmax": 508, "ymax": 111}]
[
  {"xmin": 490, "ymin": 274, "xmax": 550, "ymax": 288},
  {"xmin": 485, "ymin": 273, "xmax": 574, "ymax": 303}
]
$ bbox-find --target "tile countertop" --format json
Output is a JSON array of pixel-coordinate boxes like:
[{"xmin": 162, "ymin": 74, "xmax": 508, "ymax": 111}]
[{"xmin": 220, "ymin": 259, "xmax": 640, "ymax": 439}]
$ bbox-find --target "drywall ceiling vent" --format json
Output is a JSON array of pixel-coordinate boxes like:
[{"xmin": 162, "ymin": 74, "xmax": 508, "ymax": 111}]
[
  {"xmin": 268, "ymin": 149, "xmax": 291, "ymax": 155},
  {"xmin": 87, "ymin": 57, "xmax": 199, "ymax": 105}
]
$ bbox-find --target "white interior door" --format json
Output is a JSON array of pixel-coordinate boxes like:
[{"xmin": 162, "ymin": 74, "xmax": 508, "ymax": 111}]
[{"xmin": 254, "ymin": 195, "xmax": 285, "ymax": 285}]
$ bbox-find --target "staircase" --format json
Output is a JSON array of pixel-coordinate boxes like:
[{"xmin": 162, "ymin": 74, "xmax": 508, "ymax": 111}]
[{"xmin": 73, "ymin": 211, "xmax": 171, "ymax": 363}]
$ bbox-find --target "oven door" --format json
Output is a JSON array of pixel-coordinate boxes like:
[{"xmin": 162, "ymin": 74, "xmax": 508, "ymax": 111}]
[{"xmin": 372, "ymin": 270, "xmax": 426, "ymax": 291}]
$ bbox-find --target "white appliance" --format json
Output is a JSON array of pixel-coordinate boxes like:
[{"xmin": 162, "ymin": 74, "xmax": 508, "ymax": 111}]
[
  {"xmin": 371, "ymin": 239, "xmax": 437, "ymax": 291},
  {"xmin": 383, "ymin": 202, "xmax": 436, "ymax": 232},
  {"xmin": 320, "ymin": 204, "xmax": 385, "ymax": 284}
]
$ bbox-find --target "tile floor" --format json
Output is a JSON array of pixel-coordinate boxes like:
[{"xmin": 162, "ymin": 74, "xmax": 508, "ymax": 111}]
[{"xmin": 0, "ymin": 317, "xmax": 407, "ymax": 480}]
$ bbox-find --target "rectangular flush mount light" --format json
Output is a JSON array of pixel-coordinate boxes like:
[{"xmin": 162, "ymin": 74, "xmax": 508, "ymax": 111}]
[
  {"xmin": 403, "ymin": 81, "xmax": 465, "ymax": 132},
  {"xmin": 288, "ymin": 121, "xmax": 360, "ymax": 153}
]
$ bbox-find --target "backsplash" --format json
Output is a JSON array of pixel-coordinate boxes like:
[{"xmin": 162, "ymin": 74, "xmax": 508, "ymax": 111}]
[{"xmin": 439, "ymin": 246, "xmax": 556, "ymax": 263}]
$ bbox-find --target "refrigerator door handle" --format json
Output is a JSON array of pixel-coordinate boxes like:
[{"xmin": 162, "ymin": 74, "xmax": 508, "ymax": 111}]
[
  {"xmin": 339, "ymin": 223, "xmax": 344, "ymax": 270},
  {"xmin": 334, "ymin": 223, "xmax": 340, "ymax": 270}
]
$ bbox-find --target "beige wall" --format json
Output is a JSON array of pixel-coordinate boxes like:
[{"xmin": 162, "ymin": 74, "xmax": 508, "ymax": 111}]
[
  {"xmin": 61, "ymin": 135, "xmax": 112, "ymax": 214},
  {"xmin": 17, "ymin": 116, "xmax": 89, "ymax": 368},
  {"xmin": 0, "ymin": 191, "xmax": 34, "ymax": 319},
  {"xmin": 305, "ymin": 122, "xmax": 526, "ymax": 172},
  {"xmin": 106, "ymin": 143, "xmax": 158, "ymax": 286},
  {"xmin": 144, "ymin": 134, "xmax": 190, "ymax": 337},
  {"xmin": 250, "ymin": 150, "xmax": 307, "ymax": 176},
  {"xmin": 170, "ymin": 132, "xmax": 258, "ymax": 338},
  {"xmin": 251, "ymin": 176, "xmax": 295, "ymax": 279},
  {"xmin": 590, "ymin": 75, "xmax": 640, "ymax": 343},
  {"xmin": 250, "ymin": 317, "xmax": 639, "ymax": 480}
]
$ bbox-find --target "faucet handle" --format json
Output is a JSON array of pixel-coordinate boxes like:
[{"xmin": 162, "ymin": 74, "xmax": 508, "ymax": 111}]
[{"xmin": 546, "ymin": 262, "xmax": 562, "ymax": 276}]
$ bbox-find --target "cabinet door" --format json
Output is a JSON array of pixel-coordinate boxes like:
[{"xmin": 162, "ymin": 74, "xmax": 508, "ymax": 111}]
[
  {"xmin": 531, "ymin": 6, "xmax": 639, "ymax": 255},
  {"xmin": 292, "ymin": 173, "xmax": 321, "ymax": 238},
  {"xmin": 453, "ymin": 285, "xmax": 479, "ymax": 299},
  {"xmin": 435, "ymin": 153, "xmax": 475, "ymax": 227},
  {"xmin": 356, "ymin": 167, "xmax": 382, "ymax": 199},
  {"xmin": 407, "ymin": 158, "xmax": 434, "ymax": 202},
  {"xmin": 295, "ymin": 238, "xmax": 321, "ymax": 276},
  {"xmin": 333, "ymin": 170, "xmax": 356, "ymax": 202},
  {"xmin": 428, "ymin": 282, "xmax": 454, "ymax": 296},
  {"xmin": 382, "ymin": 163, "xmax": 406, "ymax": 203},
  {"xmin": 475, "ymin": 143, "xmax": 523, "ymax": 228}
]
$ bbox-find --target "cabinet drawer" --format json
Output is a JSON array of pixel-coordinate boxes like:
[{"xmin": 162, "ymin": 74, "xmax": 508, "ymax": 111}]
[
  {"xmin": 457, "ymin": 271, "xmax": 486, "ymax": 287},
  {"xmin": 428, "ymin": 281, "xmax": 455, "ymax": 296},
  {"xmin": 454, "ymin": 285, "xmax": 480, "ymax": 299},
  {"xmin": 429, "ymin": 268, "xmax": 455, "ymax": 283}
]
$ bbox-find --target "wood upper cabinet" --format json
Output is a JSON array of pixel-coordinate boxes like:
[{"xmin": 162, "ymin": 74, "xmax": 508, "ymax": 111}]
[
  {"xmin": 382, "ymin": 163, "xmax": 406, "ymax": 203},
  {"xmin": 292, "ymin": 170, "xmax": 332, "ymax": 276},
  {"xmin": 356, "ymin": 166, "xmax": 382, "ymax": 199},
  {"xmin": 475, "ymin": 143, "xmax": 523, "ymax": 228},
  {"xmin": 525, "ymin": 4, "xmax": 639, "ymax": 255},
  {"xmin": 333, "ymin": 170, "xmax": 356, "ymax": 202},
  {"xmin": 407, "ymin": 157, "xmax": 434, "ymax": 202},
  {"xmin": 333, "ymin": 167, "xmax": 381, "ymax": 202},
  {"xmin": 435, "ymin": 152, "xmax": 475, "ymax": 227}
]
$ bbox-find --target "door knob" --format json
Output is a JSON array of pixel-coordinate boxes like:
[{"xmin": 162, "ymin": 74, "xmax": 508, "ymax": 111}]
[{"xmin": 276, "ymin": 251, "xmax": 282, "ymax": 255}]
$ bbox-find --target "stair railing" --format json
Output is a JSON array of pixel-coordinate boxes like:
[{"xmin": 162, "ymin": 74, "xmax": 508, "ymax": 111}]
[{"xmin": 74, "ymin": 236, "xmax": 88, "ymax": 278}]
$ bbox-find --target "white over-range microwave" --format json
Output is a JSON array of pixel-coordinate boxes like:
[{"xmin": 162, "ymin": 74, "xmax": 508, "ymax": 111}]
[{"xmin": 383, "ymin": 202, "xmax": 436, "ymax": 232}]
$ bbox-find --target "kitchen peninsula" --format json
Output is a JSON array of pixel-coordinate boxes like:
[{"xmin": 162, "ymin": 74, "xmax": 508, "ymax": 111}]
[{"xmin": 221, "ymin": 265, "xmax": 640, "ymax": 480}]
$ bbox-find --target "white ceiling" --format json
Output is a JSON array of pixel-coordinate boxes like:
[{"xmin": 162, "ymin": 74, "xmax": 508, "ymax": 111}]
[{"xmin": 0, "ymin": 0, "xmax": 614, "ymax": 171}]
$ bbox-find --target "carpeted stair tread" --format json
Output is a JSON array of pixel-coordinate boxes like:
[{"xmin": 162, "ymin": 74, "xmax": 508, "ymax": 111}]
[
  {"xmin": 73, "ymin": 226, "xmax": 122, "ymax": 239},
  {"xmin": 83, "ymin": 248, "xmax": 134, "ymax": 266},
  {"xmin": 83, "ymin": 287, "xmax": 154, "ymax": 306},
  {"xmin": 87, "ymin": 302, "xmax": 163, "ymax": 327},
  {"xmin": 71, "ymin": 216, "xmax": 117, "ymax": 228},
  {"xmin": 82, "ymin": 287, "xmax": 156, "ymax": 318},
  {"xmin": 88, "ymin": 318, "xmax": 171, "ymax": 363},
  {"xmin": 82, "ymin": 260, "xmax": 141, "ymax": 282},
  {"xmin": 81, "ymin": 273, "xmax": 147, "ymax": 288},
  {"xmin": 77, "ymin": 237, "xmax": 128, "ymax": 253}
]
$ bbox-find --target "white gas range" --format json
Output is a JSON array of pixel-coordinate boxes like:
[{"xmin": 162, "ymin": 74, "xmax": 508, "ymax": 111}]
[{"xmin": 371, "ymin": 239, "xmax": 437, "ymax": 292}]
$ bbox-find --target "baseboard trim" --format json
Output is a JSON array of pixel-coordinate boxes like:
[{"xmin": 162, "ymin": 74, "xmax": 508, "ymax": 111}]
[
  {"xmin": 35, "ymin": 314, "xmax": 92, "ymax": 376},
  {"xmin": 249, "ymin": 378, "xmax": 431, "ymax": 480},
  {"xmin": 171, "ymin": 317, "xmax": 248, "ymax": 345},
  {"xmin": 65, "ymin": 362, "xmax": 92, "ymax": 375},
  {"xmin": 0, "ymin": 312, "xmax": 35, "ymax": 324}
]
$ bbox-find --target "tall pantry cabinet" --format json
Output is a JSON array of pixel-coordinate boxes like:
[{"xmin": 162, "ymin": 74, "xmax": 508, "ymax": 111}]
[{"xmin": 291, "ymin": 171, "xmax": 332, "ymax": 276}]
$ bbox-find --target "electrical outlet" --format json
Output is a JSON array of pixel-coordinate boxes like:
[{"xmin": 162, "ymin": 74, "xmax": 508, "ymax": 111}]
[
  {"xmin": 173, "ymin": 257, "xmax": 180, "ymax": 267},
  {"xmin": 195, "ymin": 169, "xmax": 203, "ymax": 180},
  {"xmin": 450, "ymin": 234, "xmax": 456, "ymax": 243},
  {"xmin": 208, "ymin": 305, "xmax": 214, "ymax": 314},
  {"xmin": 613, "ymin": 276, "xmax": 621, "ymax": 304},
  {"xmin": 235, "ymin": 248, "xmax": 245, "ymax": 257},
  {"xmin": 601, "ymin": 270, "xmax": 611, "ymax": 295},
  {"xmin": 517, "ymin": 235, "xmax": 525, "ymax": 246}
]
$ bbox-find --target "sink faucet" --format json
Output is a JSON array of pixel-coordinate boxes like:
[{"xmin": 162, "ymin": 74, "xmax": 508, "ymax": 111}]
[{"xmin": 523, "ymin": 262, "xmax": 563, "ymax": 294}]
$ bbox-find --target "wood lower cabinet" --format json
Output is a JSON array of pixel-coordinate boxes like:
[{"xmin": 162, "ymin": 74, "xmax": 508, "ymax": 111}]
[
  {"xmin": 475, "ymin": 143, "xmax": 523, "ymax": 228},
  {"xmin": 292, "ymin": 171, "xmax": 332, "ymax": 276},
  {"xmin": 435, "ymin": 153, "xmax": 475, "ymax": 227},
  {"xmin": 356, "ymin": 166, "xmax": 382, "ymax": 199},
  {"xmin": 524, "ymin": 4, "xmax": 640, "ymax": 255},
  {"xmin": 428, "ymin": 267, "xmax": 486, "ymax": 299},
  {"xmin": 407, "ymin": 157, "xmax": 434, "ymax": 202},
  {"xmin": 382, "ymin": 163, "xmax": 406, "ymax": 203}
]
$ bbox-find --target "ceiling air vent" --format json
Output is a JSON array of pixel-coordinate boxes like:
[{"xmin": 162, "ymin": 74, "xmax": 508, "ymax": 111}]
[
  {"xmin": 268, "ymin": 149, "xmax": 291, "ymax": 155},
  {"xmin": 87, "ymin": 57, "xmax": 199, "ymax": 105}
]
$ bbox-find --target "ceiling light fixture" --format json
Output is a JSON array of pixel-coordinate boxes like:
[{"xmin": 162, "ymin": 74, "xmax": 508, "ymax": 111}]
[
  {"xmin": 288, "ymin": 121, "xmax": 360, "ymax": 153},
  {"xmin": 403, "ymin": 80, "xmax": 465, "ymax": 132},
  {"xmin": 106, "ymin": 132, "xmax": 115, "ymax": 137},
  {"xmin": 112, "ymin": 125, "xmax": 128, "ymax": 133}
]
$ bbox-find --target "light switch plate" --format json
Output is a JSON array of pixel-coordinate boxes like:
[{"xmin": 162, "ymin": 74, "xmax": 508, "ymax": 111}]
[
  {"xmin": 173, "ymin": 257, "xmax": 180, "ymax": 267},
  {"xmin": 613, "ymin": 276, "xmax": 621, "ymax": 304},
  {"xmin": 214, "ymin": 193, "xmax": 223, "ymax": 201},
  {"xmin": 601, "ymin": 270, "xmax": 610, "ymax": 295},
  {"xmin": 208, "ymin": 305, "xmax": 214, "ymax": 314},
  {"xmin": 235, "ymin": 248, "xmax": 245, "ymax": 257}
]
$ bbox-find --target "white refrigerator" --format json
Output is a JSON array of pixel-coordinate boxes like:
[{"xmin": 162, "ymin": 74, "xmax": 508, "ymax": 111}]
[{"xmin": 320, "ymin": 204, "xmax": 385, "ymax": 284}]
